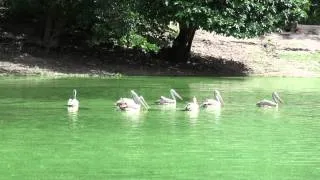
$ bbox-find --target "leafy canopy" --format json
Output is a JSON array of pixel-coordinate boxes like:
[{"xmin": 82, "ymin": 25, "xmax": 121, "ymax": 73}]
[{"xmin": 138, "ymin": 0, "xmax": 309, "ymax": 38}]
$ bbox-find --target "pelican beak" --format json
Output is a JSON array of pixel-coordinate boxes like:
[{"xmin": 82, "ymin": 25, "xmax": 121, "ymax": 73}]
[
  {"xmin": 218, "ymin": 94, "xmax": 224, "ymax": 106},
  {"xmin": 273, "ymin": 92, "xmax": 283, "ymax": 104},
  {"xmin": 130, "ymin": 90, "xmax": 149, "ymax": 110},
  {"xmin": 73, "ymin": 89, "xmax": 77, "ymax": 99},
  {"xmin": 215, "ymin": 90, "xmax": 224, "ymax": 106},
  {"xmin": 140, "ymin": 96, "xmax": 150, "ymax": 109},
  {"xmin": 172, "ymin": 89, "xmax": 183, "ymax": 100}
]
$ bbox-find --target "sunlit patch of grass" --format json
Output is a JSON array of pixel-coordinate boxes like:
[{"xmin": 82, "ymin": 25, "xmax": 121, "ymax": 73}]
[{"xmin": 278, "ymin": 51, "xmax": 320, "ymax": 61}]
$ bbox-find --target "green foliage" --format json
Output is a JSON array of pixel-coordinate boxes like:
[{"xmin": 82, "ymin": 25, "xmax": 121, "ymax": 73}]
[
  {"xmin": 3, "ymin": 0, "xmax": 312, "ymax": 55},
  {"xmin": 305, "ymin": 0, "xmax": 320, "ymax": 24},
  {"xmin": 119, "ymin": 31, "xmax": 160, "ymax": 52},
  {"xmin": 143, "ymin": 0, "xmax": 309, "ymax": 38},
  {"xmin": 90, "ymin": 0, "xmax": 170, "ymax": 52}
]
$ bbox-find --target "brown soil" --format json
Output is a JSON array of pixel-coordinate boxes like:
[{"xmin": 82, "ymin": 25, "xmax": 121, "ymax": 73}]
[
  {"xmin": 193, "ymin": 29, "xmax": 320, "ymax": 77},
  {"xmin": 1, "ymin": 25, "xmax": 320, "ymax": 77}
]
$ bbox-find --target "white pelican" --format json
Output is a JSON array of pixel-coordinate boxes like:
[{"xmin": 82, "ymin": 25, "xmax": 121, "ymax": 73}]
[
  {"xmin": 184, "ymin": 96, "xmax": 199, "ymax": 111},
  {"xmin": 116, "ymin": 90, "xmax": 149, "ymax": 111},
  {"xmin": 201, "ymin": 90, "xmax": 224, "ymax": 109},
  {"xmin": 156, "ymin": 89, "xmax": 183, "ymax": 105},
  {"xmin": 67, "ymin": 89, "xmax": 79, "ymax": 112},
  {"xmin": 256, "ymin": 92, "xmax": 283, "ymax": 108}
]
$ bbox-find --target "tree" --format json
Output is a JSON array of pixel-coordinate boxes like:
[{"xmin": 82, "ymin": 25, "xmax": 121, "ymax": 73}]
[
  {"xmin": 138, "ymin": 0, "xmax": 309, "ymax": 63},
  {"xmin": 4, "ymin": 0, "xmax": 309, "ymax": 63},
  {"xmin": 5, "ymin": 0, "xmax": 97, "ymax": 50},
  {"xmin": 306, "ymin": 0, "xmax": 320, "ymax": 24},
  {"xmin": 92, "ymin": 0, "xmax": 170, "ymax": 52}
]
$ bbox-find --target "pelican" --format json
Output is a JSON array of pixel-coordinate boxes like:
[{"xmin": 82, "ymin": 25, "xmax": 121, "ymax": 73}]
[
  {"xmin": 184, "ymin": 96, "xmax": 199, "ymax": 111},
  {"xmin": 67, "ymin": 89, "xmax": 79, "ymax": 112},
  {"xmin": 201, "ymin": 90, "xmax": 224, "ymax": 109},
  {"xmin": 116, "ymin": 90, "xmax": 149, "ymax": 111},
  {"xmin": 156, "ymin": 89, "xmax": 183, "ymax": 105},
  {"xmin": 256, "ymin": 92, "xmax": 283, "ymax": 108}
]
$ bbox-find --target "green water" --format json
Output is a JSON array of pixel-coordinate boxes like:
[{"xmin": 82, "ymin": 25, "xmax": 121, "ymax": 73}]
[{"xmin": 0, "ymin": 77, "xmax": 319, "ymax": 179}]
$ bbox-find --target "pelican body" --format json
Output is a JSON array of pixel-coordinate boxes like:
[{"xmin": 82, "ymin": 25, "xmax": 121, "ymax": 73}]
[
  {"xmin": 256, "ymin": 92, "xmax": 283, "ymax": 108},
  {"xmin": 184, "ymin": 96, "xmax": 199, "ymax": 111},
  {"xmin": 156, "ymin": 89, "xmax": 183, "ymax": 105},
  {"xmin": 67, "ymin": 89, "xmax": 79, "ymax": 112},
  {"xmin": 116, "ymin": 90, "xmax": 149, "ymax": 111},
  {"xmin": 201, "ymin": 90, "xmax": 224, "ymax": 109}
]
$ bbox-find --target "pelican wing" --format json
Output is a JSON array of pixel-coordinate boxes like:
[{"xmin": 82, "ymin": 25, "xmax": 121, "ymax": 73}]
[
  {"xmin": 184, "ymin": 102, "xmax": 199, "ymax": 111},
  {"xmin": 68, "ymin": 98, "xmax": 79, "ymax": 107},
  {"xmin": 256, "ymin": 99, "xmax": 277, "ymax": 107},
  {"xmin": 157, "ymin": 96, "xmax": 175, "ymax": 104},
  {"xmin": 67, "ymin": 98, "xmax": 74, "ymax": 106},
  {"xmin": 115, "ymin": 98, "xmax": 134, "ymax": 106},
  {"xmin": 184, "ymin": 97, "xmax": 199, "ymax": 111},
  {"xmin": 201, "ymin": 99, "xmax": 220, "ymax": 108}
]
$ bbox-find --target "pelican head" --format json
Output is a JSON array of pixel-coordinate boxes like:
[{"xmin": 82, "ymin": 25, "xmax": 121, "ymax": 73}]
[
  {"xmin": 192, "ymin": 96, "xmax": 197, "ymax": 104},
  {"xmin": 170, "ymin": 89, "xmax": 183, "ymax": 101},
  {"xmin": 73, "ymin": 89, "xmax": 77, "ymax": 99},
  {"xmin": 214, "ymin": 90, "xmax": 224, "ymax": 106},
  {"xmin": 272, "ymin": 92, "xmax": 283, "ymax": 104},
  {"xmin": 184, "ymin": 96, "xmax": 199, "ymax": 111},
  {"xmin": 130, "ymin": 90, "xmax": 149, "ymax": 110}
]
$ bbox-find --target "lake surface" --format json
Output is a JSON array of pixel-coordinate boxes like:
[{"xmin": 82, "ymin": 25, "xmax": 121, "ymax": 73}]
[{"xmin": 0, "ymin": 76, "xmax": 319, "ymax": 179}]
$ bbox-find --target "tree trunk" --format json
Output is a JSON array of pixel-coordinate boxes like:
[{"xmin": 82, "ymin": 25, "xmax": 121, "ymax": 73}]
[
  {"xmin": 167, "ymin": 24, "xmax": 197, "ymax": 64},
  {"xmin": 42, "ymin": 3, "xmax": 66, "ymax": 52}
]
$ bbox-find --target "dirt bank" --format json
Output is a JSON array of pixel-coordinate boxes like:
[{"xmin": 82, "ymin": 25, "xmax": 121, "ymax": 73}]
[
  {"xmin": 192, "ymin": 26, "xmax": 320, "ymax": 77},
  {"xmin": 1, "ymin": 25, "xmax": 320, "ymax": 77}
]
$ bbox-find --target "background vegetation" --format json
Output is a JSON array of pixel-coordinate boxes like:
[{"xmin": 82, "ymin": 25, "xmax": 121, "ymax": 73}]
[{"xmin": 0, "ymin": 0, "xmax": 318, "ymax": 63}]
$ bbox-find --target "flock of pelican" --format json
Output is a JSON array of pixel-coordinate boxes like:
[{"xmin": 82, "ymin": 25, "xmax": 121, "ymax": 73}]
[{"xmin": 66, "ymin": 89, "xmax": 283, "ymax": 112}]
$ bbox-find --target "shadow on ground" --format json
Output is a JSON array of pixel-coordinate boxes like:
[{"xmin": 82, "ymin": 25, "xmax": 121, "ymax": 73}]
[{"xmin": 0, "ymin": 32, "xmax": 250, "ymax": 76}]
